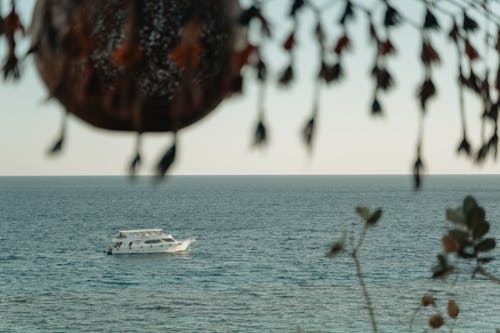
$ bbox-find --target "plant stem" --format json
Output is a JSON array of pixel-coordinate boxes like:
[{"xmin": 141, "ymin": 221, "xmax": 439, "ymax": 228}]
[
  {"xmin": 352, "ymin": 251, "xmax": 378, "ymax": 333},
  {"xmin": 474, "ymin": 266, "xmax": 500, "ymax": 283}
]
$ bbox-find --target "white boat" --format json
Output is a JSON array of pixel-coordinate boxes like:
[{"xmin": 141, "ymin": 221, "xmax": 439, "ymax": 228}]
[{"xmin": 106, "ymin": 229, "xmax": 194, "ymax": 254}]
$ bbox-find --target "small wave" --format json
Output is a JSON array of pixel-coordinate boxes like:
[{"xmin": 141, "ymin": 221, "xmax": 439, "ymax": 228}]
[
  {"xmin": 0, "ymin": 255, "xmax": 19, "ymax": 261},
  {"xmin": 101, "ymin": 281, "xmax": 141, "ymax": 286}
]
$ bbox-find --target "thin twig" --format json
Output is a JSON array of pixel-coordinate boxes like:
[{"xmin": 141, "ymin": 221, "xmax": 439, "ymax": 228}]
[
  {"xmin": 352, "ymin": 251, "xmax": 378, "ymax": 333},
  {"xmin": 474, "ymin": 266, "xmax": 500, "ymax": 283}
]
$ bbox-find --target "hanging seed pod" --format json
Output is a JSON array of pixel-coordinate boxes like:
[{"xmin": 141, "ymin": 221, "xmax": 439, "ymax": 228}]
[
  {"xmin": 464, "ymin": 39, "xmax": 480, "ymax": 61},
  {"xmin": 333, "ymin": 34, "xmax": 350, "ymax": 55},
  {"xmin": 421, "ymin": 40, "xmax": 440, "ymax": 65},
  {"xmin": 378, "ymin": 39, "xmax": 396, "ymax": 56},
  {"xmin": 373, "ymin": 66, "xmax": 393, "ymax": 91},
  {"xmin": 283, "ymin": 32, "xmax": 296, "ymax": 51}
]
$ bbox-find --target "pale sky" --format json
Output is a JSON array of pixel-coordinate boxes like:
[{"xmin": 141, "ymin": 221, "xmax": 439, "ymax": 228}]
[{"xmin": 0, "ymin": 0, "xmax": 499, "ymax": 176}]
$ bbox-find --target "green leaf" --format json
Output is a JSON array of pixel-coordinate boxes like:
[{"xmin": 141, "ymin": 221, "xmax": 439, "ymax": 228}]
[
  {"xmin": 466, "ymin": 206, "xmax": 485, "ymax": 231},
  {"xmin": 367, "ymin": 208, "xmax": 382, "ymax": 225},
  {"xmin": 475, "ymin": 238, "xmax": 496, "ymax": 252},
  {"xmin": 463, "ymin": 195, "xmax": 478, "ymax": 216},
  {"xmin": 355, "ymin": 207, "xmax": 370, "ymax": 221},
  {"xmin": 473, "ymin": 221, "xmax": 490, "ymax": 240},
  {"xmin": 446, "ymin": 208, "xmax": 465, "ymax": 225}
]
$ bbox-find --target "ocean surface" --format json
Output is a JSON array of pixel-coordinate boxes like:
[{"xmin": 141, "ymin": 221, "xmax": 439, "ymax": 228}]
[{"xmin": 1, "ymin": 175, "xmax": 500, "ymax": 332}]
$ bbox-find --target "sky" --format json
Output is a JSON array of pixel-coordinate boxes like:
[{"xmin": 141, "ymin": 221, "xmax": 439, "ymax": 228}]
[{"xmin": 0, "ymin": 0, "xmax": 499, "ymax": 176}]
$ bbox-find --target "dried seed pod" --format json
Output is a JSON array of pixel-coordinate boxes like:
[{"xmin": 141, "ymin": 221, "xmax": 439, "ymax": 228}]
[
  {"xmin": 447, "ymin": 300, "xmax": 459, "ymax": 318},
  {"xmin": 421, "ymin": 295, "xmax": 435, "ymax": 307},
  {"xmin": 442, "ymin": 234, "xmax": 459, "ymax": 253},
  {"xmin": 421, "ymin": 41, "xmax": 440, "ymax": 65},
  {"xmin": 333, "ymin": 34, "xmax": 351, "ymax": 55},
  {"xmin": 429, "ymin": 314, "xmax": 444, "ymax": 329}
]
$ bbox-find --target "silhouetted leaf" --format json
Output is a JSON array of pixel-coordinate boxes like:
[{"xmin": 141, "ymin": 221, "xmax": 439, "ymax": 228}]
[
  {"xmin": 463, "ymin": 12, "xmax": 478, "ymax": 32},
  {"xmin": 156, "ymin": 141, "xmax": 176, "ymax": 176},
  {"xmin": 2, "ymin": 53, "xmax": 20, "ymax": 80},
  {"xmin": 129, "ymin": 152, "xmax": 141, "ymax": 175},
  {"xmin": 373, "ymin": 66, "xmax": 393, "ymax": 91},
  {"xmin": 457, "ymin": 136, "xmax": 471, "ymax": 156},
  {"xmin": 475, "ymin": 238, "xmax": 496, "ymax": 252},
  {"xmin": 302, "ymin": 115, "xmax": 315, "ymax": 150},
  {"xmin": 238, "ymin": 5, "xmax": 259, "ymax": 26},
  {"xmin": 487, "ymin": 133, "xmax": 498, "ymax": 159},
  {"xmin": 413, "ymin": 155, "xmax": 424, "ymax": 189},
  {"xmin": 417, "ymin": 79, "xmax": 436, "ymax": 110},
  {"xmin": 339, "ymin": 1, "xmax": 355, "ymax": 25},
  {"xmin": 253, "ymin": 119, "xmax": 267, "ymax": 147},
  {"xmin": 371, "ymin": 97, "xmax": 382, "ymax": 115},
  {"xmin": 384, "ymin": 5, "xmax": 400, "ymax": 27},
  {"xmin": 448, "ymin": 20, "xmax": 460, "ymax": 42},
  {"xmin": 369, "ymin": 21, "xmax": 379, "ymax": 43},
  {"xmin": 423, "ymin": 9, "xmax": 440, "ymax": 30},
  {"xmin": 367, "ymin": 208, "xmax": 382, "ymax": 225},
  {"xmin": 319, "ymin": 62, "xmax": 343, "ymax": 83},
  {"xmin": 278, "ymin": 65, "xmax": 294, "ymax": 86},
  {"xmin": 47, "ymin": 136, "xmax": 64, "ymax": 155},
  {"xmin": 256, "ymin": 57, "xmax": 267, "ymax": 81},
  {"xmin": 289, "ymin": 0, "xmax": 305, "ymax": 17},
  {"xmin": 475, "ymin": 144, "xmax": 489, "ymax": 164}
]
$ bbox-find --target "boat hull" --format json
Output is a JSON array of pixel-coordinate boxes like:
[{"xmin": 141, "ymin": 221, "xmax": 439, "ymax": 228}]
[{"xmin": 107, "ymin": 239, "xmax": 194, "ymax": 255}]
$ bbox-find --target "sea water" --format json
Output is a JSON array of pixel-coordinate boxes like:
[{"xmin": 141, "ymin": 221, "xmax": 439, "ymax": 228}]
[{"xmin": 0, "ymin": 175, "xmax": 499, "ymax": 332}]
